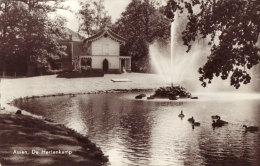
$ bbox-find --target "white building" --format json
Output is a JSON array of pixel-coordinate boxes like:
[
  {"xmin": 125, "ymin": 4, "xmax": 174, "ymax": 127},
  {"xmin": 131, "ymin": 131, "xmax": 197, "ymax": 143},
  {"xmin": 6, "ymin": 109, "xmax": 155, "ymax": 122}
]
[{"xmin": 72, "ymin": 27, "xmax": 131, "ymax": 74}]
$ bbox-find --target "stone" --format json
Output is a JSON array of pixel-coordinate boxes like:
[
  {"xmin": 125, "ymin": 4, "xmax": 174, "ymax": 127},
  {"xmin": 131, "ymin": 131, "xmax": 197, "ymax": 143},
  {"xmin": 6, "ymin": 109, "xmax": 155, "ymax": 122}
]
[
  {"xmin": 135, "ymin": 95, "xmax": 143, "ymax": 99},
  {"xmin": 15, "ymin": 110, "xmax": 22, "ymax": 115},
  {"xmin": 147, "ymin": 96, "xmax": 155, "ymax": 100}
]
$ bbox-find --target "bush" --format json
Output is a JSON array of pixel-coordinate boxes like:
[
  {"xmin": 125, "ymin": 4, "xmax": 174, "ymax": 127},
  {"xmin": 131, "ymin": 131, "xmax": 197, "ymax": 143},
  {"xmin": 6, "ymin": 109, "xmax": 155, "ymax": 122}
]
[
  {"xmin": 153, "ymin": 85, "xmax": 191, "ymax": 98},
  {"xmin": 57, "ymin": 71, "xmax": 104, "ymax": 78}
]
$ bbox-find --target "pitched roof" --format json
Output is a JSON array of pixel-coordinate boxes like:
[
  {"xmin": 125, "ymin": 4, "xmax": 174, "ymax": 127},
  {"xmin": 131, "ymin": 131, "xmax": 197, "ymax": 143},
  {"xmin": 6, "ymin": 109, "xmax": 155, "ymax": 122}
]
[
  {"xmin": 58, "ymin": 28, "xmax": 84, "ymax": 42},
  {"xmin": 83, "ymin": 27, "xmax": 126, "ymax": 45},
  {"xmin": 65, "ymin": 28, "xmax": 84, "ymax": 41}
]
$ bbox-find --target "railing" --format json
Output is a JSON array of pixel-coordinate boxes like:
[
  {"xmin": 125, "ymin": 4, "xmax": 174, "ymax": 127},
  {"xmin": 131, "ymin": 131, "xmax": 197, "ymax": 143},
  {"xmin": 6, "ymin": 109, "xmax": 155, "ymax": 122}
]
[{"xmin": 119, "ymin": 56, "xmax": 131, "ymax": 59}]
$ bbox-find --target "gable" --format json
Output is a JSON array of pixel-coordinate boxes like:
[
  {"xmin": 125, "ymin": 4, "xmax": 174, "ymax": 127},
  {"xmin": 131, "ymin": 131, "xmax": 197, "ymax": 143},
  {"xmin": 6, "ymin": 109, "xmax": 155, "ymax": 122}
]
[
  {"xmin": 92, "ymin": 37, "xmax": 120, "ymax": 55},
  {"xmin": 83, "ymin": 27, "xmax": 126, "ymax": 45}
]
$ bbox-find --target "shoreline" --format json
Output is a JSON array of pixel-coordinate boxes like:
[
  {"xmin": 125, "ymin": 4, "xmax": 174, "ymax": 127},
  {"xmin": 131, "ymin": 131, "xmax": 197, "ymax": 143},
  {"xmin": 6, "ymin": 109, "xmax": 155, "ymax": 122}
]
[
  {"xmin": 0, "ymin": 113, "xmax": 109, "ymax": 166},
  {"xmin": 1, "ymin": 89, "xmax": 153, "ymax": 166},
  {"xmin": 1, "ymin": 73, "xmax": 259, "ymax": 165},
  {"xmin": 0, "ymin": 73, "xmax": 165, "ymax": 165}
]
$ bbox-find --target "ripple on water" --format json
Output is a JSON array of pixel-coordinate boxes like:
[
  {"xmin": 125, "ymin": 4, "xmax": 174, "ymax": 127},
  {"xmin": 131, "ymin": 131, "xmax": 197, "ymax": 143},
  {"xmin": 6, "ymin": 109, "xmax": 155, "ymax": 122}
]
[{"xmin": 15, "ymin": 92, "xmax": 260, "ymax": 166}]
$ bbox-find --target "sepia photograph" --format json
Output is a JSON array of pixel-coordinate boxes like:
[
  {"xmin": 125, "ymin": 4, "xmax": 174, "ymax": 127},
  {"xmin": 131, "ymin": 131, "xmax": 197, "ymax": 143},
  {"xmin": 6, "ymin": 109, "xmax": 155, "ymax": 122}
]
[{"xmin": 0, "ymin": 0, "xmax": 260, "ymax": 165}]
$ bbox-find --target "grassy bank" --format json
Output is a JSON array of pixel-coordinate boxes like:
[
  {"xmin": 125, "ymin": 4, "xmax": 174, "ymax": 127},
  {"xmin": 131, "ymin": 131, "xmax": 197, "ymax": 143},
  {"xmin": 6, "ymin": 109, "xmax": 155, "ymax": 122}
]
[
  {"xmin": 0, "ymin": 73, "xmax": 165, "ymax": 165},
  {"xmin": 0, "ymin": 113, "xmax": 108, "ymax": 166}
]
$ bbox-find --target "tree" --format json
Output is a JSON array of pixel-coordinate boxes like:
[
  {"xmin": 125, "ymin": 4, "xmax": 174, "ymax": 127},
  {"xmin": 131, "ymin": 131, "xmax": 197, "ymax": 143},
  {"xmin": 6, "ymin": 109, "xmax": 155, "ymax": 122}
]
[
  {"xmin": 165, "ymin": 0, "xmax": 260, "ymax": 88},
  {"xmin": 78, "ymin": 0, "xmax": 112, "ymax": 36},
  {"xmin": 0, "ymin": 0, "xmax": 67, "ymax": 76},
  {"xmin": 113, "ymin": 0, "xmax": 170, "ymax": 72}
]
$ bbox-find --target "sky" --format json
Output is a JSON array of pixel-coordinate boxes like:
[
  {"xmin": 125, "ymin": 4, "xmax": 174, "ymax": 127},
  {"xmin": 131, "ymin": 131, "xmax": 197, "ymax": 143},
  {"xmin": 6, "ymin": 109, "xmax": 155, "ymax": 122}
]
[{"xmin": 59, "ymin": 0, "xmax": 132, "ymax": 32}]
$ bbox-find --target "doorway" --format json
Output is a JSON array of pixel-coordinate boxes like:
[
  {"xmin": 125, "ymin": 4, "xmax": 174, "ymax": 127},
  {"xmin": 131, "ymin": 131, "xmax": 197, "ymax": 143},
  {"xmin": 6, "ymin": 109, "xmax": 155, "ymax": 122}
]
[{"xmin": 103, "ymin": 59, "xmax": 109, "ymax": 73}]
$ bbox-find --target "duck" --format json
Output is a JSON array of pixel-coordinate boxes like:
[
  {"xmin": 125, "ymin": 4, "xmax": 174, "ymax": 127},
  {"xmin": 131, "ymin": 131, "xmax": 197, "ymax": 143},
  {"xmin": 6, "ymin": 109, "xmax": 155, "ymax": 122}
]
[
  {"xmin": 192, "ymin": 121, "xmax": 200, "ymax": 126},
  {"xmin": 212, "ymin": 120, "xmax": 221, "ymax": 127},
  {"xmin": 217, "ymin": 117, "xmax": 228, "ymax": 125},
  {"xmin": 211, "ymin": 115, "xmax": 220, "ymax": 119},
  {"xmin": 243, "ymin": 125, "xmax": 259, "ymax": 132},
  {"xmin": 212, "ymin": 118, "xmax": 228, "ymax": 127},
  {"xmin": 188, "ymin": 116, "xmax": 194, "ymax": 123},
  {"xmin": 178, "ymin": 110, "xmax": 185, "ymax": 118}
]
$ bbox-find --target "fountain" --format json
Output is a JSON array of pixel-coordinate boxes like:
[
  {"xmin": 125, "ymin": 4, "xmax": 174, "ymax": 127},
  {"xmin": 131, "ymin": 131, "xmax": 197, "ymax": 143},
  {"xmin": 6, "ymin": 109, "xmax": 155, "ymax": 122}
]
[
  {"xmin": 145, "ymin": 14, "xmax": 201, "ymax": 100},
  {"xmin": 149, "ymin": 13, "xmax": 259, "ymax": 96}
]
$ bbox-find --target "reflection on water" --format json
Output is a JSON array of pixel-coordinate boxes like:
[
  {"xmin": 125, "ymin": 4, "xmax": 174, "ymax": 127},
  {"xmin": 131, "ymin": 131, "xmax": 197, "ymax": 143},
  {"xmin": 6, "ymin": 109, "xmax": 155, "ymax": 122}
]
[{"xmin": 17, "ymin": 92, "xmax": 260, "ymax": 166}]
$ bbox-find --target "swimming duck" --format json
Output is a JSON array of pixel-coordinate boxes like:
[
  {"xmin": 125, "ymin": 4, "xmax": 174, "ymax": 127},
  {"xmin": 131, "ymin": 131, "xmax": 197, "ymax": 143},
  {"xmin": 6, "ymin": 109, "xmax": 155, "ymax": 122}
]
[
  {"xmin": 192, "ymin": 121, "xmax": 200, "ymax": 126},
  {"xmin": 212, "ymin": 118, "xmax": 228, "ymax": 127},
  {"xmin": 178, "ymin": 110, "xmax": 185, "ymax": 118},
  {"xmin": 217, "ymin": 117, "xmax": 228, "ymax": 125},
  {"xmin": 243, "ymin": 125, "xmax": 259, "ymax": 132},
  {"xmin": 188, "ymin": 117, "xmax": 194, "ymax": 123}
]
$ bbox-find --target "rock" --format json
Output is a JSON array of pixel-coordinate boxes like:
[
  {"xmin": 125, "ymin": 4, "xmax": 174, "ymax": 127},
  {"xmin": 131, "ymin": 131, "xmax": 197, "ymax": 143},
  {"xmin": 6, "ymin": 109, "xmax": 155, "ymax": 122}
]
[
  {"xmin": 169, "ymin": 96, "xmax": 177, "ymax": 100},
  {"xmin": 93, "ymin": 151, "xmax": 103, "ymax": 159},
  {"xmin": 15, "ymin": 110, "xmax": 22, "ymax": 115},
  {"xmin": 139, "ymin": 94, "xmax": 146, "ymax": 97},
  {"xmin": 135, "ymin": 95, "xmax": 143, "ymax": 99},
  {"xmin": 45, "ymin": 118, "xmax": 54, "ymax": 123},
  {"xmin": 147, "ymin": 96, "xmax": 155, "ymax": 100}
]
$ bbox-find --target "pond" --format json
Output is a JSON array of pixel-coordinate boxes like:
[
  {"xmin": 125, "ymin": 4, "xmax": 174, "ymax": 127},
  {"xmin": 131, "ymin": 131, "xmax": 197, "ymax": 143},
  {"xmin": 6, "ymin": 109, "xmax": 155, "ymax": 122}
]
[{"xmin": 16, "ymin": 92, "xmax": 260, "ymax": 166}]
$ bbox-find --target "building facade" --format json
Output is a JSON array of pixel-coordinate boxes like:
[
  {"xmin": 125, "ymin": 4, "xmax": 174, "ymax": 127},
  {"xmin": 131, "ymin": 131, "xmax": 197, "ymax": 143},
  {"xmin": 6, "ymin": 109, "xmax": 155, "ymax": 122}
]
[
  {"xmin": 73, "ymin": 27, "xmax": 131, "ymax": 74},
  {"xmin": 54, "ymin": 27, "xmax": 131, "ymax": 74}
]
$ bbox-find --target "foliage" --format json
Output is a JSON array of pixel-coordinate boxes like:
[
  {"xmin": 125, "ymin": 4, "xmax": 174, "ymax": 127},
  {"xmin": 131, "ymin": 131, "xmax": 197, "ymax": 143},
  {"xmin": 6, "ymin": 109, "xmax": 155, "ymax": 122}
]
[
  {"xmin": 165, "ymin": 0, "xmax": 260, "ymax": 88},
  {"xmin": 57, "ymin": 71, "xmax": 104, "ymax": 78},
  {"xmin": 0, "ymin": 0, "xmax": 67, "ymax": 76},
  {"xmin": 154, "ymin": 85, "xmax": 191, "ymax": 98},
  {"xmin": 78, "ymin": 0, "xmax": 112, "ymax": 36},
  {"xmin": 113, "ymin": 0, "xmax": 171, "ymax": 72}
]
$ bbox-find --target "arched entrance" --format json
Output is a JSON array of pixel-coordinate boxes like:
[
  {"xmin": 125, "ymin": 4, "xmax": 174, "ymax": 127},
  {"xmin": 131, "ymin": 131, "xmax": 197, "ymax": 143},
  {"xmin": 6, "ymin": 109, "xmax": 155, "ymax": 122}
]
[
  {"xmin": 103, "ymin": 59, "xmax": 109, "ymax": 73},
  {"xmin": 121, "ymin": 59, "xmax": 125, "ymax": 73}
]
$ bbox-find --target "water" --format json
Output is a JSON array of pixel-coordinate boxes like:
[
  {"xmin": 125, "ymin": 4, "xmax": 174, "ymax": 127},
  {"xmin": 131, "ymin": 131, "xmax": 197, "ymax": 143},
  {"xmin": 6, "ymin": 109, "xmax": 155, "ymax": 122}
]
[{"xmin": 16, "ymin": 92, "xmax": 260, "ymax": 166}]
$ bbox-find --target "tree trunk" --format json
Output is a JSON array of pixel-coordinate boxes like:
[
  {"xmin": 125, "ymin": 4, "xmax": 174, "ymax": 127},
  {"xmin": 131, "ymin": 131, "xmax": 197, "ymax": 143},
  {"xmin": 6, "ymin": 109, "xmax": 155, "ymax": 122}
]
[
  {"xmin": 26, "ymin": 56, "xmax": 34, "ymax": 76},
  {"xmin": 2, "ymin": 56, "xmax": 6, "ymax": 77}
]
